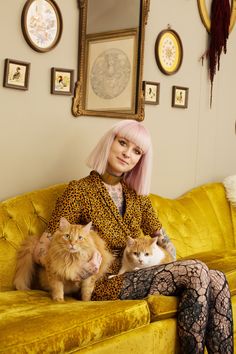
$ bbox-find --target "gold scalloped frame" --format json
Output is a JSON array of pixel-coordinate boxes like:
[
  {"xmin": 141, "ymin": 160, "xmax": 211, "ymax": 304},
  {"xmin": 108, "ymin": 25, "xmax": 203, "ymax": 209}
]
[{"xmin": 197, "ymin": 0, "xmax": 236, "ymax": 33}]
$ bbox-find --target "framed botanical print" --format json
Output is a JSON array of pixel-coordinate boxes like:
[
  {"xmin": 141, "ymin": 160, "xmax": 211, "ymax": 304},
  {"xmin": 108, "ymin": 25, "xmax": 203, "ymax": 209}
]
[
  {"xmin": 51, "ymin": 68, "xmax": 74, "ymax": 95},
  {"xmin": 3, "ymin": 58, "xmax": 30, "ymax": 90},
  {"xmin": 143, "ymin": 81, "xmax": 160, "ymax": 105},
  {"xmin": 172, "ymin": 86, "xmax": 189, "ymax": 108}
]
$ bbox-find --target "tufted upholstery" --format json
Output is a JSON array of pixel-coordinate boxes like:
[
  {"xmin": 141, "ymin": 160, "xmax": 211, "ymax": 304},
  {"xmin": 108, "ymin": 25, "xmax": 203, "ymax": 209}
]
[{"xmin": 0, "ymin": 181, "xmax": 236, "ymax": 353}]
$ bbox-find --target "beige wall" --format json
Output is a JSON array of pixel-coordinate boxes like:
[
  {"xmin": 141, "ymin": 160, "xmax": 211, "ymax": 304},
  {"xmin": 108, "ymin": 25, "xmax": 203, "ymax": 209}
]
[{"xmin": 0, "ymin": 0, "xmax": 235, "ymax": 201}]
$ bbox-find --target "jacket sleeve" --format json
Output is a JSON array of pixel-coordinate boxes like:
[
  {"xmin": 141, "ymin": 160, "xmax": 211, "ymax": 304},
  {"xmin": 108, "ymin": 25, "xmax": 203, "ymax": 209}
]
[
  {"xmin": 47, "ymin": 180, "xmax": 83, "ymax": 233},
  {"xmin": 140, "ymin": 195, "xmax": 162, "ymax": 235}
]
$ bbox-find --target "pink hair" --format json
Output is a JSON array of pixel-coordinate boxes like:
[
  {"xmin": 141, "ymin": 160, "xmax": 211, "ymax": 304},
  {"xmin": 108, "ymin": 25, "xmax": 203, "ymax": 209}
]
[{"xmin": 87, "ymin": 120, "xmax": 153, "ymax": 195}]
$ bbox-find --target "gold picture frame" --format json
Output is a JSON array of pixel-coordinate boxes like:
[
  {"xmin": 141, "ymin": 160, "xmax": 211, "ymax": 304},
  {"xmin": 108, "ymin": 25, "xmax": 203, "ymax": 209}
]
[
  {"xmin": 82, "ymin": 29, "xmax": 138, "ymax": 114},
  {"xmin": 3, "ymin": 58, "xmax": 30, "ymax": 90},
  {"xmin": 155, "ymin": 29, "xmax": 183, "ymax": 75},
  {"xmin": 21, "ymin": 0, "xmax": 63, "ymax": 53},
  {"xmin": 51, "ymin": 68, "xmax": 74, "ymax": 95},
  {"xmin": 197, "ymin": 0, "xmax": 236, "ymax": 33},
  {"xmin": 172, "ymin": 86, "xmax": 189, "ymax": 109}
]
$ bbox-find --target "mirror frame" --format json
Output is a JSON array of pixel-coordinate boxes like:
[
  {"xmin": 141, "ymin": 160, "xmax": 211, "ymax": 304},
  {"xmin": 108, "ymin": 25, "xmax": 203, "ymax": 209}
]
[{"xmin": 72, "ymin": 0, "xmax": 150, "ymax": 121}]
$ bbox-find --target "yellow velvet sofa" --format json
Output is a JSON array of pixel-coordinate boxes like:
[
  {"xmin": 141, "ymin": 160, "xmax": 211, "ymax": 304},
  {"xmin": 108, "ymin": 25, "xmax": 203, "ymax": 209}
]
[{"xmin": 0, "ymin": 181, "xmax": 236, "ymax": 353}]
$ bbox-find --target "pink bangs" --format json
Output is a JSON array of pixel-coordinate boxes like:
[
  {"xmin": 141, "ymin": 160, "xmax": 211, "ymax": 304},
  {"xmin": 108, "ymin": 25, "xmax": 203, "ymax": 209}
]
[{"xmin": 113, "ymin": 120, "xmax": 152, "ymax": 154}]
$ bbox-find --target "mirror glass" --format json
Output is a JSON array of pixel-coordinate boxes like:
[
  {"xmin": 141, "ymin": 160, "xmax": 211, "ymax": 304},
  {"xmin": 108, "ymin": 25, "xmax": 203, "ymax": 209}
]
[{"xmin": 72, "ymin": 0, "xmax": 150, "ymax": 121}]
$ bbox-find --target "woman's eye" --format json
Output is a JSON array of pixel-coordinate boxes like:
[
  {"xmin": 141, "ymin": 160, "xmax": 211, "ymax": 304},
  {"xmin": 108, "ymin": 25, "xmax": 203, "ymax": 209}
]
[
  {"xmin": 134, "ymin": 149, "xmax": 142, "ymax": 155},
  {"xmin": 118, "ymin": 139, "xmax": 126, "ymax": 146}
]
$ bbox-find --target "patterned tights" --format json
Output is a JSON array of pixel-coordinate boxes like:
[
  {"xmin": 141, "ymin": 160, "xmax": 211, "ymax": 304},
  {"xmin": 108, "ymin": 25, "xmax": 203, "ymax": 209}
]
[{"xmin": 119, "ymin": 260, "xmax": 233, "ymax": 354}]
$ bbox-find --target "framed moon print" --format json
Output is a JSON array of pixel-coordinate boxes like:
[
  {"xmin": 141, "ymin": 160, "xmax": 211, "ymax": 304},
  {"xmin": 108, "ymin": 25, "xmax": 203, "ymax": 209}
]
[
  {"xmin": 155, "ymin": 28, "xmax": 183, "ymax": 75},
  {"xmin": 21, "ymin": 0, "xmax": 63, "ymax": 52}
]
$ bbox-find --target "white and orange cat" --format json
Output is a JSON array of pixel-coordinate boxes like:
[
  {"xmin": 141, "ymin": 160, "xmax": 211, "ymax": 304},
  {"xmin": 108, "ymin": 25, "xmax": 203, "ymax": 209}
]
[
  {"xmin": 118, "ymin": 235, "xmax": 174, "ymax": 275},
  {"xmin": 14, "ymin": 217, "xmax": 114, "ymax": 302}
]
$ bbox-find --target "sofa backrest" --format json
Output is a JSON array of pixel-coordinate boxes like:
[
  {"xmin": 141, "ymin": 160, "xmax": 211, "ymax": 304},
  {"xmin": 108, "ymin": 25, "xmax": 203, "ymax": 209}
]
[
  {"xmin": 0, "ymin": 184, "xmax": 66, "ymax": 291},
  {"xmin": 0, "ymin": 181, "xmax": 234, "ymax": 291},
  {"xmin": 149, "ymin": 182, "xmax": 235, "ymax": 259}
]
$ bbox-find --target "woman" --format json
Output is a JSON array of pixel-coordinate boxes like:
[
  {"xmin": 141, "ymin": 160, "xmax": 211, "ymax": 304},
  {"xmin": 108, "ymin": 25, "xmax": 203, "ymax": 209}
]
[{"xmin": 47, "ymin": 119, "xmax": 233, "ymax": 354}]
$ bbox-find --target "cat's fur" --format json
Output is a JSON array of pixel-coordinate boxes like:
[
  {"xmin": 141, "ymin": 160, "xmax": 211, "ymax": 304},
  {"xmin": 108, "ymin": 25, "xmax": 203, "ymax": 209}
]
[
  {"xmin": 118, "ymin": 235, "xmax": 174, "ymax": 274},
  {"xmin": 14, "ymin": 217, "xmax": 114, "ymax": 301}
]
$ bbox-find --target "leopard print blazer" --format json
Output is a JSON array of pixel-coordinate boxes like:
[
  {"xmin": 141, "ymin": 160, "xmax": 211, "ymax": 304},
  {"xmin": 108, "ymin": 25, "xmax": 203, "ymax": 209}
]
[{"xmin": 47, "ymin": 170, "xmax": 162, "ymax": 300}]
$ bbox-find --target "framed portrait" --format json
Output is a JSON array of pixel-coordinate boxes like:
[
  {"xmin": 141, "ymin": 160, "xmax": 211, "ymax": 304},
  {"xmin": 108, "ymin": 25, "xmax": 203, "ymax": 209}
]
[
  {"xmin": 172, "ymin": 86, "xmax": 189, "ymax": 108},
  {"xmin": 84, "ymin": 29, "xmax": 138, "ymax": 114},
  {"xmin": 21, "ymin": 0, "xmax": 63, "ymax": 53},
  {"xmin": 3, "ymin": 58, "xmax": 30, "ymax": 90},
  {"xmin": 51, "ymin": 68, "xmax": 74, "ymax": 95},
  {"xmin": 143, "ymin": 81, "xmax": 160, "ymax": 105}
]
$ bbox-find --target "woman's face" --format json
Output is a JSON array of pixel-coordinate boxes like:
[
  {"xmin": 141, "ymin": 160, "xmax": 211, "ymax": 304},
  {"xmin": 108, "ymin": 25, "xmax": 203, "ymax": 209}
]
[{"xmin": 107, "ymin": 136, "xmax": 143, "ymax": 176}]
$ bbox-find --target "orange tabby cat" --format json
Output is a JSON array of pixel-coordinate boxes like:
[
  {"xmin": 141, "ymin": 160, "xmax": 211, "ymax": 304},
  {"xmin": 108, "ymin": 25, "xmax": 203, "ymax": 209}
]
[
  {"xmin": 14, "ymin": 217, "xmax": 114, "ymax": 301},
  {"xmin": 118, "ymin": 235, "xmax": 174, "ymax": 275}
]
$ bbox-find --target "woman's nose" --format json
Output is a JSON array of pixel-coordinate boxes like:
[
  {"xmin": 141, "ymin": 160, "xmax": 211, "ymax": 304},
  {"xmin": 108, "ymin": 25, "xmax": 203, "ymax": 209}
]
[{"xmin": 122, "ymin": 148, "xmax": 131, "ymax": 158}]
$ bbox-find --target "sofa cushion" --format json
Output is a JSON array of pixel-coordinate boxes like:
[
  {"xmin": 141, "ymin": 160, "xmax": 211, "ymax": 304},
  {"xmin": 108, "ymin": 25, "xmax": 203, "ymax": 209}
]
[
  {"xmin": 0, "ymin": 290, "xmax": 150, "ymax": 354},
  {"xmin": 146, "ymin": 249, "xmax": 236, "ymax": 322}
]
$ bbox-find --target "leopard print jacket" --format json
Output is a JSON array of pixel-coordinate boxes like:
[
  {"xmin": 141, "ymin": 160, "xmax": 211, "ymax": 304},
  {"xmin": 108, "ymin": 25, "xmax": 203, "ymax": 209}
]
[{"xmin": 47, "ymin": 170, "xmax": 162, "ymax": 300}]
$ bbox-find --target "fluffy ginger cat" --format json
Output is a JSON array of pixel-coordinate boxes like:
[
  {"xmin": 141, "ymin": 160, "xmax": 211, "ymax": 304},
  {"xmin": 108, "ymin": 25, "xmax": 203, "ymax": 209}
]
[
  {"xmin": 14, "ymin": 217, "xmax": 114, "ymax": 302},
  {"xmin": 118, "ymin": 235, "xmax": 174, "ymax": 275}
]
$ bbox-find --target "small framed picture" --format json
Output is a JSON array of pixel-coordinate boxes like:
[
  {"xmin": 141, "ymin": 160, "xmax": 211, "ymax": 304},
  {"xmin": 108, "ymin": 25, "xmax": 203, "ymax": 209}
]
[
  {"xmin": 143, "ymin": 81, "xmax": 160, "ymax": 105},
  {"xmin": 51, "ymin": 68, "xmax": 74, "ymax": 95},
  {"xmin": 172, "ymin": 86, "xmax": 189, "ymax": 108},
  {"xmin": 3, "ymin": 58, "xmax": 30, "ymax": 90}
]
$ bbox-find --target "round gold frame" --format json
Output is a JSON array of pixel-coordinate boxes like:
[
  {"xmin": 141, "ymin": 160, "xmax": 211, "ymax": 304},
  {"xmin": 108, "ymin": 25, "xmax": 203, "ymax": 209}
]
[{"xmin": 197, "ymin": 0, "xmax": 236, "ymax": 33}]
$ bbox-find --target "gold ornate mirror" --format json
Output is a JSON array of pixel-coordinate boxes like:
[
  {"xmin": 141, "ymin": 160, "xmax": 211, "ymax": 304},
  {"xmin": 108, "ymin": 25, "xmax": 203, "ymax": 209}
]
[
  {"xmin": 72, "ymin": 0, "xmax": 150, "ymax": 121},
  {"xmin": 197, "ymin": 0, "xmax": 236, "ymax": 33}
]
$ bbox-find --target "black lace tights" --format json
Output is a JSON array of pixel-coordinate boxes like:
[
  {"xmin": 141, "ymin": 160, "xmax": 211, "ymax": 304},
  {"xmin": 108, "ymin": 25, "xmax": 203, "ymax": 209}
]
[{"xmin": 119, "ymin": 260, "xmax": 233, "ymax": 354}]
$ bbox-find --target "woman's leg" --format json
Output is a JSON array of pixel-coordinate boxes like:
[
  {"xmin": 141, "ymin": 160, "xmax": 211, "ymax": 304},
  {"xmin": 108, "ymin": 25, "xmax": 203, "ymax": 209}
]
[
  {"xmin": 119, "ymin": 260, "xmax": 233, "ymax": 354},
  {"xmin": 205, "ymin": 270, "xmax": 233, "ymax": 354}
]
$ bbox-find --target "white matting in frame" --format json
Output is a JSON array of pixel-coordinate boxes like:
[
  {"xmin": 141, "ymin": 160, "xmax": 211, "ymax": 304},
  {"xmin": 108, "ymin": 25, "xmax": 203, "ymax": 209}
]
[{"xmin": 85, "ymin": 29, "xmax": 138, "ymax": 112}]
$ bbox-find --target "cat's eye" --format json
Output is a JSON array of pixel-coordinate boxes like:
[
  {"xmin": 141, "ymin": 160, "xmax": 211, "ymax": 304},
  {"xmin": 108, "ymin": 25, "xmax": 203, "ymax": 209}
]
[
  {"xmin": 78, "ymin": 235, "xmax": 83, "ymax": 240},
  {"xmin": 64, "ymin": 234, "xmax": 70, "ymax": 239},
  {"xmin": 145, "ymin": 252, "xmax": 149, "ymax": 256}
]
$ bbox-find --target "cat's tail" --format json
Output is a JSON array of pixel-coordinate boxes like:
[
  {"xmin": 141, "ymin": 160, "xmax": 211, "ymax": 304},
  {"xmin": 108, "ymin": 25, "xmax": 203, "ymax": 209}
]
[{"xmin": 13, "ymin": 234, "xmax": 39, "ymax": 290}]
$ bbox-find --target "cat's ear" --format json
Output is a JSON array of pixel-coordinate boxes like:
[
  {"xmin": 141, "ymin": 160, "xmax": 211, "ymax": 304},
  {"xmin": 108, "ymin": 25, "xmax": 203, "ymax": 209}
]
[
  {"xmin": 59, "ymin": 217, "xmax": 70, "ymax": 231},
  {"xmin": 83, "ymin": 221, "xmax": 93, "ymax": 234},
  {"xmin": 127, "ymin": 236, "xmax": 135, "ymax": 246}
]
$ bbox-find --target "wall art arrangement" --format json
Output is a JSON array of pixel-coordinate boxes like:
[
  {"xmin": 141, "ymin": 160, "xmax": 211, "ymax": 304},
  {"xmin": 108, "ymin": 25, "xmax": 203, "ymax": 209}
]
[
  {"xmin": 143, "ymin": 81, "xmax": 160, "ymax": 105},
  {"xmin": 172, "ymin": 86, "xmax": 189, "ymax": 109},
  {"xmin": 21, "ymin": 0, "xmax": 63, "ymax": 53},
  {"xmin": 3, "ymin": 59, "xmax": 31, "ymax": 90},
  {"xmin": 51, "ymin": 68, "xmax": 74, "ymax": 95}
]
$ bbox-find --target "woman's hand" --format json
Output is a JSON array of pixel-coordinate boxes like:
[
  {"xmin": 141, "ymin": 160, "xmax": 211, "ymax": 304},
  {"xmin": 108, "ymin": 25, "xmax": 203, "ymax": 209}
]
[{"xmin": 75, "ymin": 251, "xmax": 102, "ymax": 281}]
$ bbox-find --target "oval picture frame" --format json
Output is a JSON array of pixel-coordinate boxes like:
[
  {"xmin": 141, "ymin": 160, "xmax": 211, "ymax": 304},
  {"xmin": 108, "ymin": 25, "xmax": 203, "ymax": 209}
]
[
  {"xmin": 21, "ymin": 0, "xmax": 63, "ymax": 53},
  {"xmin": 155, "ymin": 29, "xmax": 183, "ymax": 76}
]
